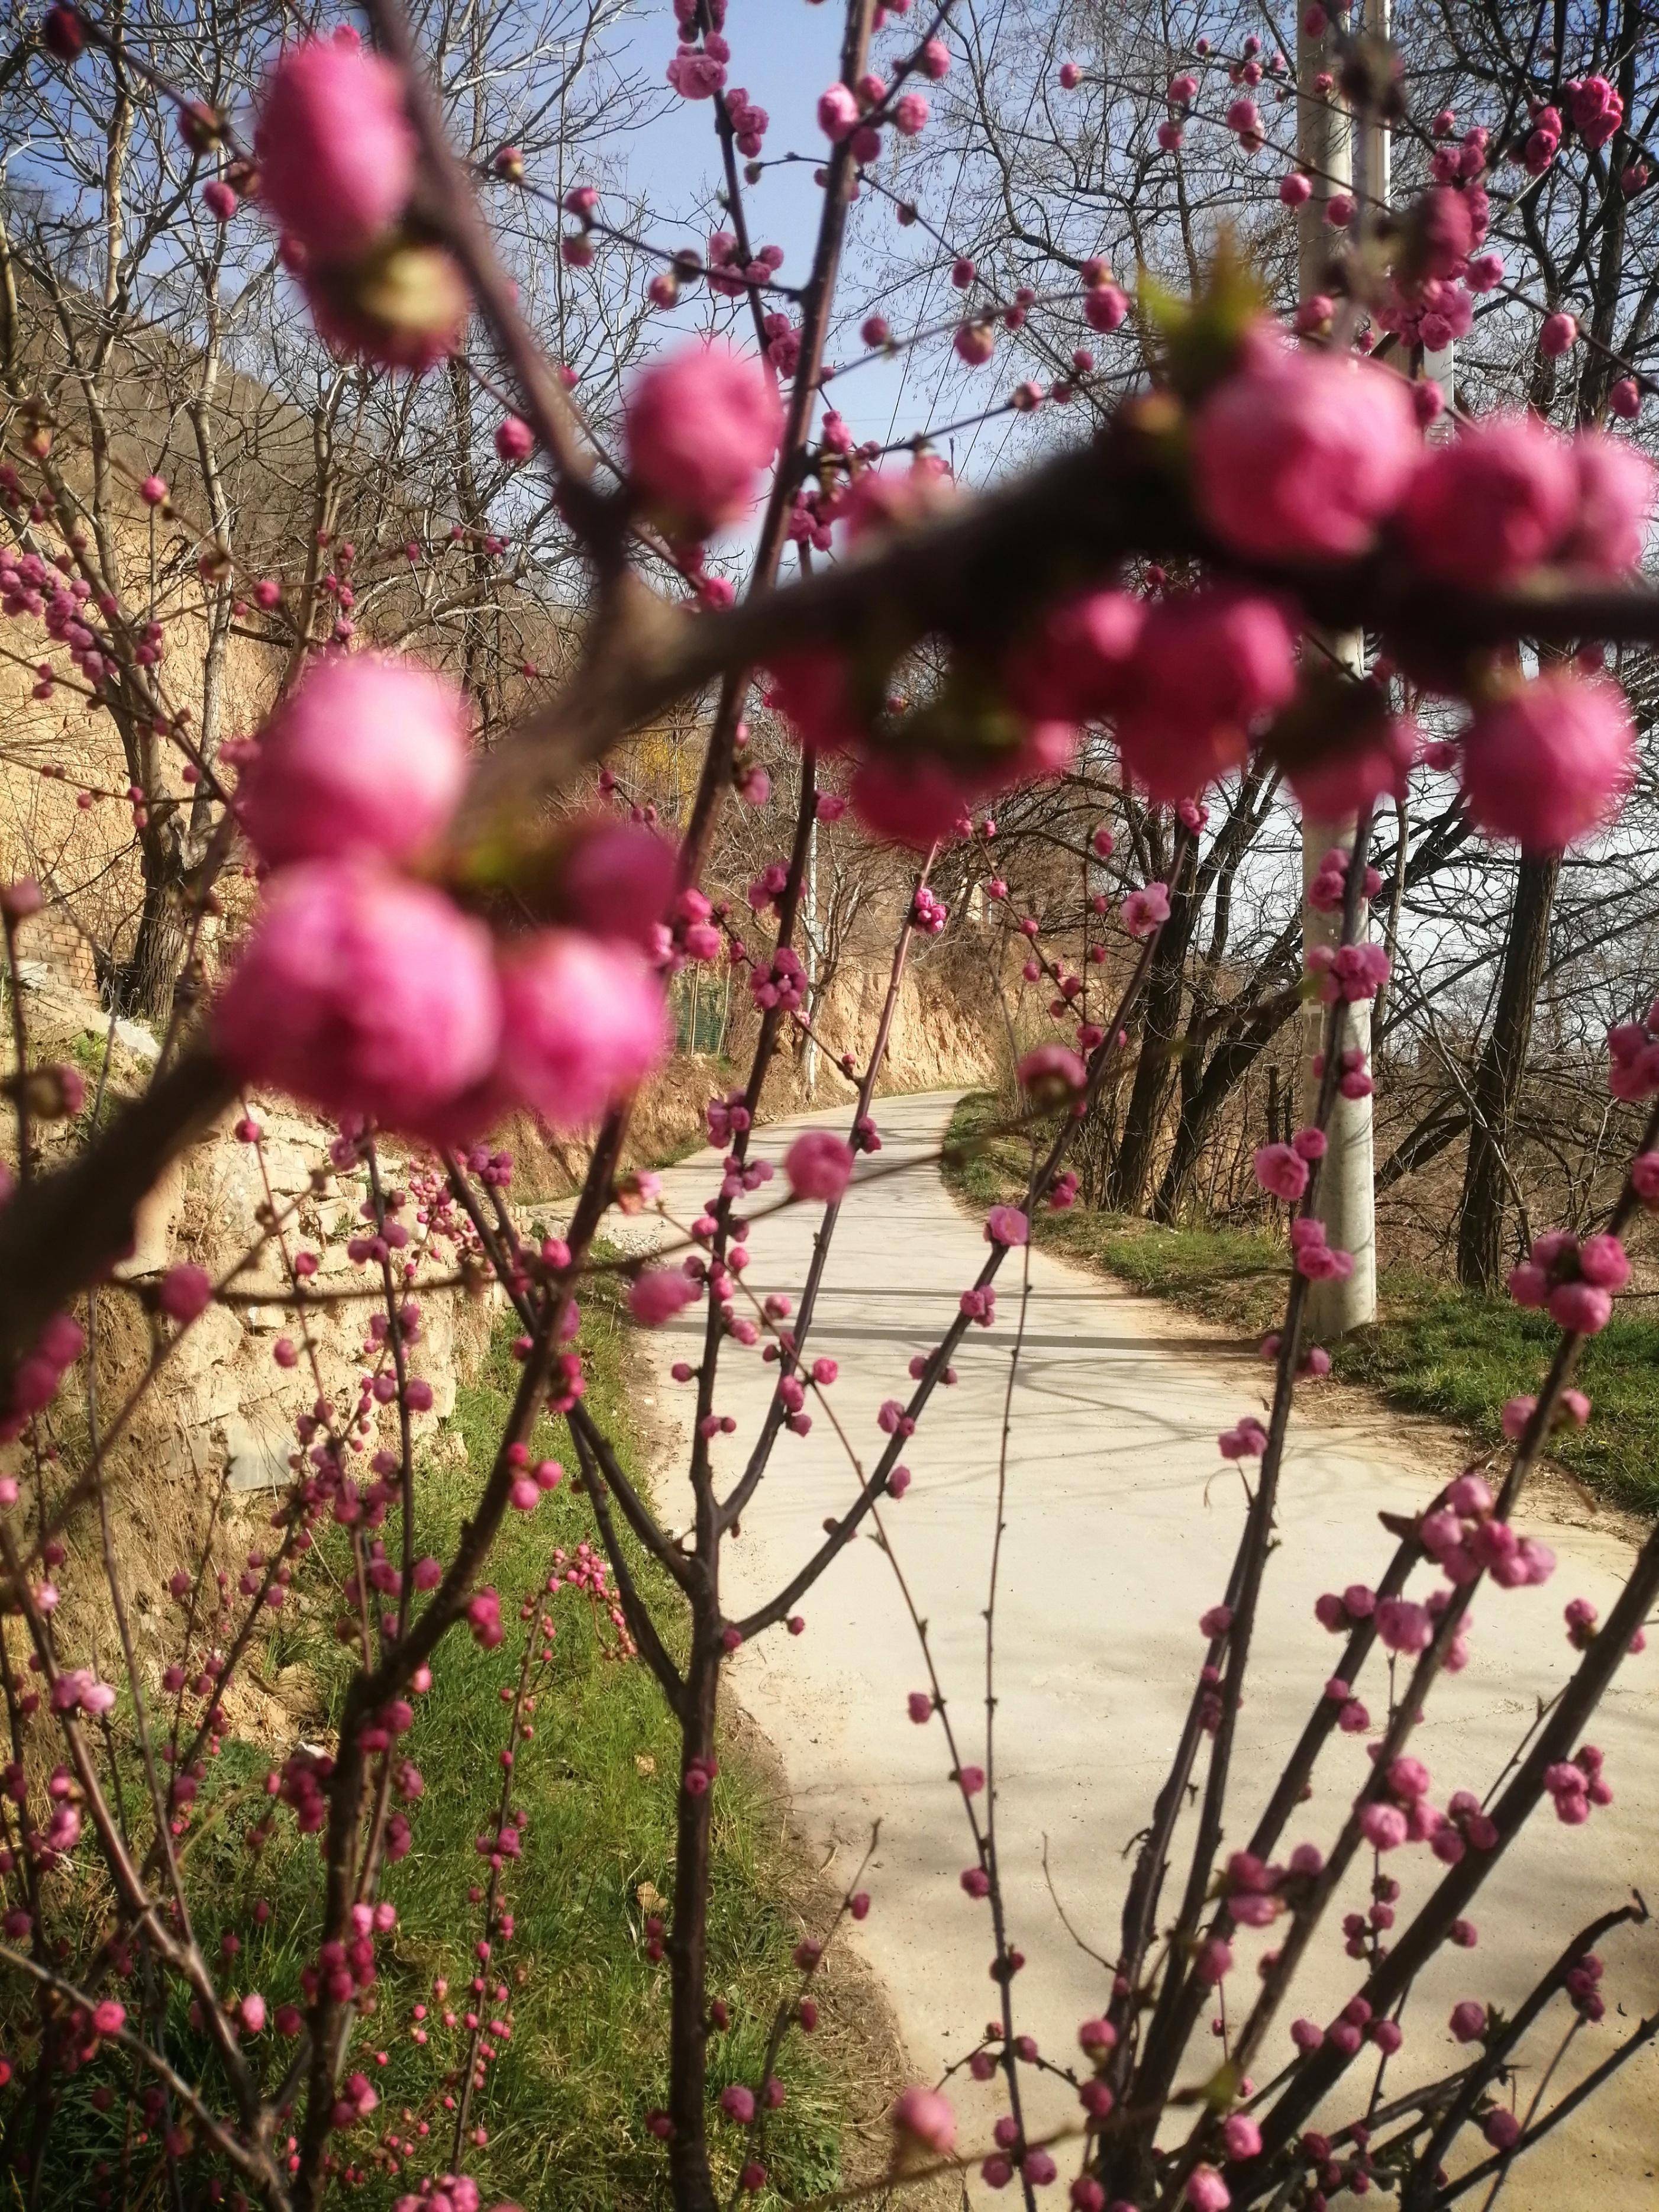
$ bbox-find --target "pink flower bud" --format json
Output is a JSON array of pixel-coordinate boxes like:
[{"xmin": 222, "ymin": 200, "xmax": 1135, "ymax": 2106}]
[
  {"xmin": 785, "ymin": 1130, "xmax": 856, "ymax": 1203},
  {"xmin": 216, "ymin": 862, "xmax": 502, "ymax": 1142},
  {"xmin": 237, "ymin": 652, "xmax": 468, "ymax": 870},
  {"xmin": 625, "ymin": 340, "xmax": 782, "ymax": 536},
  {"xmin": 255, "ymin": 38, "xmax": 417, "ymax": 265},
  {"xmin": 1190, "ymin": 328, "xmax": 1419, "ymax": 562},
  {"xmin": 1460, "ymin": 674, "xmax": 1634, "ymax": 852}
]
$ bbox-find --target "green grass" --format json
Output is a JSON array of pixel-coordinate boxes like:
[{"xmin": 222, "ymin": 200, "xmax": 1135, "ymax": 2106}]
[
  {"xmin": 947, "ymin": 1091, "xmax": 1659, "ymax": 1517},
  {"xmin": 20, "ymin": 1286, "xmax": 848, "ymax": 2209}
]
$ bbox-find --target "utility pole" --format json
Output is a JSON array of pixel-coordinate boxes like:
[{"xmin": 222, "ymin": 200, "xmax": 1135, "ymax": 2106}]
[
  {"xmin": 802, "ymin": 807, "xmax": 819, "ymax": 1098},
  {"xmin": 1296, "ymin": 3, "xmax": 1378, "ymax": 1333}
]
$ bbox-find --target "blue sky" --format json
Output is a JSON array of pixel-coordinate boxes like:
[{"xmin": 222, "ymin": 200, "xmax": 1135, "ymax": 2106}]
[{"xmin": 601, "ymin": 2, "xmax": 1019, "ymax": 466}]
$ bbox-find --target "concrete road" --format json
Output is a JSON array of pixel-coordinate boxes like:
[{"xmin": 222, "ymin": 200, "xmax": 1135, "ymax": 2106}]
[{"xmin": 622, "ymin": 1090, "xmax": 1658, "ymax": 2206}]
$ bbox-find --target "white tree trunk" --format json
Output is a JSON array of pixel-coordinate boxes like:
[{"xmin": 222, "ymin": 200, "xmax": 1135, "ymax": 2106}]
[{"xmin": 1296, "ymin": 7, "xmax": 1379, "ymax": 1335}]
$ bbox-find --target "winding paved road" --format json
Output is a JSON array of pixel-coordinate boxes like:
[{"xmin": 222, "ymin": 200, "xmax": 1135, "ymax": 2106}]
[{"xmin": 626, "ymin": 1090, "xmax": 1657, "ymax": 2207}]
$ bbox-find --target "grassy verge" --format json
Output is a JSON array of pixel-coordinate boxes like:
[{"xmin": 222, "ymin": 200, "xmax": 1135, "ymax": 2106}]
[
  {"xmin": 947, "ymin": 1091, "xmax": 1659, "ymax": 1518},
  {"xmin": 49, "ymin": 1281, "xmax": 851, "ymax": 2208}
]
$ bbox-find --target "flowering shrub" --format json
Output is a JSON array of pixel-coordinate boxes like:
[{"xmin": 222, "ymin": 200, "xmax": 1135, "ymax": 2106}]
[{"xmin": 2, "ymin": 4, "xmax": 1659, "ymax": 2211}]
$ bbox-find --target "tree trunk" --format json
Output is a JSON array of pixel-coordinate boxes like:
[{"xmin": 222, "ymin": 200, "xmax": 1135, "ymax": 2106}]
[
  {"xmin": 1153, "ymin": 999, "xmax": 1301, "ymax": 1223},
  {"xmin": 1106, "ymin": 935, "xmax": 1185, "ymax": 1214},
  {"xmin": 103, "ymin": 848, "xmax": 186, "ymax": 1024},
  {"xmin": 1454, "ymin": 853, "xmax": 1559, "ymax": 1290},
  {"xmin": 667, "ymin": 1635, "xmax": 721, "ymax": 2211}
]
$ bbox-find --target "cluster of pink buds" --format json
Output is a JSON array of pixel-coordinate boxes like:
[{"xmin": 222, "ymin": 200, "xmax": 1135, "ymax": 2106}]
[
  {"xmin": 1306, "ymin": 846, "xmax": 1383, "ymax": 917},
  {"xmin": 1566, "ymin": 73, "xmax": 1625, "ymax": 148},
  {"xmin": 1, "ymin": 546, "xmax": 118, "ymax": 693},
  {"xmin": 666, "ymin": 0, "xmax": 726, "ymax": 101},
  {"xmin": 1607, "ymin": 1002, "xmax": 1659, "ymax": 1098},
  {"xmin": 0, "ymin": 1308, "xmax": 85, "ymax": 1442},
  {"xmin": 750, "ymin": 944, "xmax": 806, "ymax": 1012},
  {"xmin": 1290, "ymin": 1217, "xmax": 1353, "ymax": 1283},
  {"xmin": 1508, "ymin": 1228, "xmax": 1629, "ymax": 1336},
  {"xmin": 910, "ymin": 885, "xmax": 948, "ymax": 934},
  {"xmin": 1544, "ymin": 1743, "xmax": 1612, "ymax": 1825},
  {"xmin": 1565, "ymin": 1949, "xmax": 1608, "ymax": 2021},
  {"xmin": 1419, "ymin": 1473, "xmax": 1555, "ymax": 1588},
  {"xmin": 49, "ymin": 1668, "xmax": 116, "ymax": 1717},
  {"xmin": 392, "ymin": 2174, "xmax": 511, "ymax": 2212},
  {"xmin": 467, "ymin": 1588, "xmax": 503, "ymax": 1648},
  {"xmin": 220, "ymin": 653, "xmax": 669, "ymax": 1142},
  {"xmin": 746, "ymin": 862, "xmax": 788, "ymax": 912},
  {"xmin": 706, "ymin": 1088, "xmax": 751, "ymax": 1145},
  {"xmin": 1306, "ymin": 940, "xmax": 1390, "ymax": 1005},
  {"xmin": 275, "ymin": 1746, "xmax": 334, "ymax": 1836},
  {"xmin": 1341, "ymin": 1869, "xmax": 1402, "ymax": 1959},
  {"xmin": 1254, "ymin": 1131, "xmax": 1322, "ymax": 1203},
  {"xmin": 723, "ymin": 83, "xmax": 768, "ymax": 157}
]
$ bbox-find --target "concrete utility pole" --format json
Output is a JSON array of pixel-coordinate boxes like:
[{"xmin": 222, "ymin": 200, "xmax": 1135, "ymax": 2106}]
[
  {"xmin": 1296, "ymin": 4, "xmax": 1378, "ymax": 1333},
  {"xmin": 802, "ymin": 807, "xmax": 820, "ymax": 1098}
]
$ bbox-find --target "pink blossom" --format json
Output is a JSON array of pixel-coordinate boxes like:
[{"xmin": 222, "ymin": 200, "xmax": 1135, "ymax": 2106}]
[
  {"xmin": 628, "ymin": 1269, "xmax": 700, "ymax": 1326},
  {"xmin": 1122, "ymin": 882, "xmax": 1171, "ymax": 939},
  {"xmin": 625, "ymin": 340, "xmax": 783, "ymax": 536},
  {"xmin": 1018, "ymin": 1043, "xmax": 1087, "ymax": 1101},
  {"xmin": 666, "ymin": 45, "xmax": 726, "ymax": 101},
  {"xmin": 1460, "ymin": 674, "xmax": 1634, "ymax": 850},
  {"xmin": 1185, "ymin": 2168, "xmax": 1231, "ymax": 2212},
  {"xmin": 238, "ymin": 653, "xmax": 469, "ymax": 869},
  {"xmin": 1083, "ymin": 283, "xmax": 1129, "ymax": 333},
  {"xmin": 255, "ymin": 38, "xmax": 416, "ymax": 265},
  {"xmin": 1547, "ymin": 1281, "xmax": 1613, "ymax": 1335},
  {"xmin": 238, "ymin": 1991, "xmax": 267, "ymax": 2034},
  {"xmin": 1577, "ymin": 1232, "xmax": 1630, "ymax": 1290},
  {"xmin": 1376, "ymin": 1597, "xmax": 1432, "ymax": 1653},
  {"xmin": 1286, "ymin": 713, "xmax": 1416, "ymax": 820},
  {"xmin": 1254, "ymin": 1143, "xmax": 1309, "ymax": 1202},
  {"xmin": 816, "ymin": 82, "xmax": 859, "ymax": 140},
  {"xmin": 1398, "ymin": 414, "xmax": 1580, "ymax": 584},
  {"xmin": 557, "ymin": 818, "xmax": 676, "ymax": 950},
  {"xmin": 91, "ymin": 2000, "xmax": 126, "ymax": 2036},
  {"xmin": 986, "ymin": 1205, "xmax": 1028, "ymax": 1247},
  {"xmin": 216, "ymin": 862, "xmax": 502, "ymax": 1140},
  {"xmin": 1540, "ymin": 311, "xmax": 1578, "ymax": 358},
  {"xmin": 719, "ymin": 2083, "xmax": 756, "ymax": 2124},
  {"xmin": 497, "ymin": 930, "xmax": 669, "ymax": 1130},
  {"xmin": 494, "ymin": 416, "xmax": 535, "ymax": 465},
  {"xmin": 1191, "ymin": 332, "xmax": 1419, "ymax": 561},
  {"xmin": 146, "ymin": 1266, "xmax": 212, "ymax": 1331},
  {"xmin": 1002, "ymin": 589, "xmax": 1144, "ymax": 723},
  {"xmin": 785, "ymin": 1130, "xmax": 856, "ymax": 1203},
  {"xmin": 890, "ymin": 2085, "xmax": 956, "ymax": 2157},
  {"xmin": 1448, "ymin": 2000, "xmax": 1487, "ymax": 2043},
  {"xmin": 1221, "ymin": 2114, "xmax": 1261, "ymax": 2162},
  {"xmin": 1560, "ymin": 431, "xmax": 1655, "ymax": 572},
  {"xmin": 850, "ymin": 754, "xmax": 973, "ymax": 848},
  {"xmin": 1116, "ymin": 589, "xmax": 1297, "ymax": 801}
]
